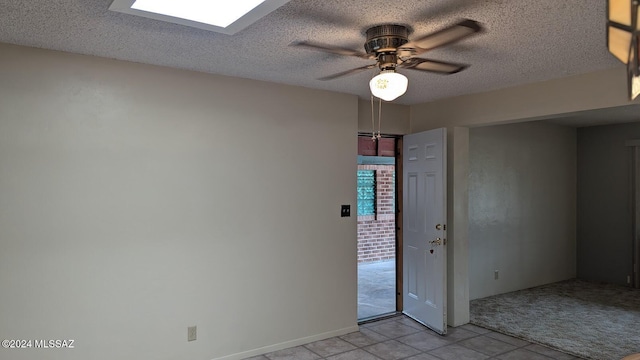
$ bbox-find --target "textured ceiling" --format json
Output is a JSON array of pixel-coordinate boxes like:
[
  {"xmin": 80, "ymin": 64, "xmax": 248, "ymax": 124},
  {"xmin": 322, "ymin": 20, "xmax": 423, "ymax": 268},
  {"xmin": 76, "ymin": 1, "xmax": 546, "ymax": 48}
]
[{"xmin": 0, "ymin": 0, "xmax": 622, "ymax": 105}]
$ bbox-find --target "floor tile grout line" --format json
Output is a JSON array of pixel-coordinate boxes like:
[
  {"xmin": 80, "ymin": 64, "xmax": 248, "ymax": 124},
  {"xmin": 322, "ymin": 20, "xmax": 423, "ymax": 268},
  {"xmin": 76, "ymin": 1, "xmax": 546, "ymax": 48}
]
[
  {"xmin": 258, "ymin": 314, "xmax": 586, "ymax": 360},
  {"xmin": 301, "ymin": 344, "xmax": 326, "ymax": 359},
  {"xmin": 454, "ymin": 331, "xmax": 529, "ymax": 358}
]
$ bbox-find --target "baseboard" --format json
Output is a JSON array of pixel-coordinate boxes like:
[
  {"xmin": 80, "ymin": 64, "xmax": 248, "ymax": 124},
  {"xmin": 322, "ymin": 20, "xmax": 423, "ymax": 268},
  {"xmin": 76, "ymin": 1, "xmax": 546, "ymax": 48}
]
[{"xmin": 212, "ymin": 325, "xmax": 361, "ymax": 360}]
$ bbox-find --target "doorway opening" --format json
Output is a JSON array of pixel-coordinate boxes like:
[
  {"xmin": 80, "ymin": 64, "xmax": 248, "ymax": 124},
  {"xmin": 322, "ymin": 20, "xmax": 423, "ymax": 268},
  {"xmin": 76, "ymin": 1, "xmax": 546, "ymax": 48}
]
[
  {"xmin": 629, "ymin": 139, "xmax": 640, "ymax": 289},
  {"xmin": 357, "ymin": 135, "xmax": 399, "ymax": 320}
]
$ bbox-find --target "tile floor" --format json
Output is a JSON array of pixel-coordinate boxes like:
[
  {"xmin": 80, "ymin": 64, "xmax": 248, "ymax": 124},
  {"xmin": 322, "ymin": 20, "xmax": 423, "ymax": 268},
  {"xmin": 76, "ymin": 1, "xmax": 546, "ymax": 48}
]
[{"xmin": 244, "ymin": 315, "xmax": 583, "ymax": 360}]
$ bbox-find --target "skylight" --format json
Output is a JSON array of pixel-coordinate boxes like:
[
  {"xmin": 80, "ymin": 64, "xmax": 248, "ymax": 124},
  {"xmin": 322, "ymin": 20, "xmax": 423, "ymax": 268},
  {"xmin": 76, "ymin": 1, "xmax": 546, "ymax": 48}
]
[
  {"xmin": 130, "ymin": 0, "xmax": 265, "ymax": 28},
  {"xmin": 109, "ymin": 0, "xmax": 291, "ymax": 35}
]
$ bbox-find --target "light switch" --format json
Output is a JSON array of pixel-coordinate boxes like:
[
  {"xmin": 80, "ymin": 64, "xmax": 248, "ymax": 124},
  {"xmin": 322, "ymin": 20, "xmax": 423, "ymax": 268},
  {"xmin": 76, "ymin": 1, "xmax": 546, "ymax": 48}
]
[{"xmin": 341, "ymin": 205, "xmax": 351, "ymax": 217}]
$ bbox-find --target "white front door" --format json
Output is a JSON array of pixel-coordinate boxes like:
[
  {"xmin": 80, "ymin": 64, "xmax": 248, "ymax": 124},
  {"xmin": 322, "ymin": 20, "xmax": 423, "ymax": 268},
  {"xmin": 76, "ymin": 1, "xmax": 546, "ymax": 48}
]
[{"xmin": 403, "ymin": 128, "xmax": 447, "ymax": 334}]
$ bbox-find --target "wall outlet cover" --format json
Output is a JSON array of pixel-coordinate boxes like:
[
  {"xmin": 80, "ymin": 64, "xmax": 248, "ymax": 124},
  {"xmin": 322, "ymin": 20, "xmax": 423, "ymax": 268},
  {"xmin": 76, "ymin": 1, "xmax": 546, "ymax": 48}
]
[{"xmin": 188, "ymin": 326, "xmax": 197, "ymax": 341}]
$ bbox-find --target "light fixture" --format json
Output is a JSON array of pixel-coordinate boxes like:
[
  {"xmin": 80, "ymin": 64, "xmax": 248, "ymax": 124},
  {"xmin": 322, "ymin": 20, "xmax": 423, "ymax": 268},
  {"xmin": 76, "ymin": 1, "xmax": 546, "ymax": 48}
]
[
  {"xmin": 607, "ymin": 0, "xmax": 640, "ymax": 100},
  {"xmin": 369, "ymin": 70, "xmax": 408, "ymax": 102}
]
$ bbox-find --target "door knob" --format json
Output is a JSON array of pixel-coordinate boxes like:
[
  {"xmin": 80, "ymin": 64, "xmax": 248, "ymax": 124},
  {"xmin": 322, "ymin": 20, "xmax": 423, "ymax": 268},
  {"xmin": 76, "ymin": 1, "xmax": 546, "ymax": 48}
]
[{"xmin": 429, "ymin": 238, "xmax": 442, "ymax": 246}]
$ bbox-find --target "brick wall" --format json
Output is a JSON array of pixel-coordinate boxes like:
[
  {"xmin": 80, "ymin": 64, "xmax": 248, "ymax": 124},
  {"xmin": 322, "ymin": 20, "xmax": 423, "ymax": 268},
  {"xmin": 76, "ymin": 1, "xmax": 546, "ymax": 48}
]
[{"xmin": 357, "ymin": 165, "xmax": 396, "ymax": 263}]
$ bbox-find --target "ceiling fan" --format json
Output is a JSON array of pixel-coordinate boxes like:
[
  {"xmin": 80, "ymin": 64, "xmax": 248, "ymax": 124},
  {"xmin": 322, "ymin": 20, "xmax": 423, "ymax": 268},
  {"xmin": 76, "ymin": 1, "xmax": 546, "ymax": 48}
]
[{"xmin": 291, "ymin": 19, "xmax": 483, "ymax": 100}]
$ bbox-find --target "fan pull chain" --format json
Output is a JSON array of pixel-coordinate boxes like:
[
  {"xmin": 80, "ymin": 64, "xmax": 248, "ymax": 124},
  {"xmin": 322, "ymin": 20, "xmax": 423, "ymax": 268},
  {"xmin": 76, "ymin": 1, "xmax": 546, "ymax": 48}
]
[
  {"xmin": 370, "ymin": 95, "xmax": 383, "ymax": 141},
  {"xmin": 370, "ymin": 95, "xmax": 376, "ymax": 141},
  {"xmin": 377, "ymin": 96, "xmax": 382, "ymax": 140}
]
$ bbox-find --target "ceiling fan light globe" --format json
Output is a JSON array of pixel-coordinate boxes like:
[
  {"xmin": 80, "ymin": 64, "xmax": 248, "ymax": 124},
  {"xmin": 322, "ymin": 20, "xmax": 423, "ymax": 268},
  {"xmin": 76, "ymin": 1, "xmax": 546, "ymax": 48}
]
[{"xmin": 369, "ymin": 71, "xmax": 408, "ymax": 101}]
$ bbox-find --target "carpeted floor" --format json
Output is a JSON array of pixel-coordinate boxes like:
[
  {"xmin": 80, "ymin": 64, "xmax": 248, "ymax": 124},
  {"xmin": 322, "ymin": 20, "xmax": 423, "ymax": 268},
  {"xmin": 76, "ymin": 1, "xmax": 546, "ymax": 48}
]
[{"xmin": 470, "ymin": 279, "xmax": 640, "ymax": 360}]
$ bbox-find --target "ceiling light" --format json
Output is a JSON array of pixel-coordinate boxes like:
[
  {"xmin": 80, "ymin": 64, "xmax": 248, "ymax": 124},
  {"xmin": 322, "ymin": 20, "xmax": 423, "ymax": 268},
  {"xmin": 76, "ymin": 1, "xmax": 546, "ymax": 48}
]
[
  {"xmin": 130, "ymin": 0, "xmax": 264, "ymax": 28},
  {"xmin": 369, "ymin": 70, "xmax": 408, "ymax": 101},
  {"xmin": 607, "ymin": 0, "xmax": 640, "ymax": 100},
  {"xmin": 109, "ymin": 0, "xmax": 291, "ymax": 35}
]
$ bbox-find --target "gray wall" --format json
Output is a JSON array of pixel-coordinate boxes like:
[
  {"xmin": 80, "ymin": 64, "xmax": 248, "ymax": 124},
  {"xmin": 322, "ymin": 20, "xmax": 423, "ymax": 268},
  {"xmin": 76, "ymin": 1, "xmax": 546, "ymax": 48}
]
[
  {"xmin": 0, "ymin": 43, "xmax": 358, "ymax": 360},
  {"xmin": 577, "ymin": 122, "xmax": 640, "ymax": 285},
  {"xmin": 469, "ymin": 122, "xmax": 577, "ymax": 300}
]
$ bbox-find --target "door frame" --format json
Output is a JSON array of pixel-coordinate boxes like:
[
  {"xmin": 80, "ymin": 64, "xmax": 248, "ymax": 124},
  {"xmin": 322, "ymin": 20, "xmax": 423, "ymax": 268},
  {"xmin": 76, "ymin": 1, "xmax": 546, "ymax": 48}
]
[
  {"xmin": 628, "ymin": 139, "xmax": 640, "ymax": 288},
  {"xmin": 395, "ymin": 137, "xmax": 403, "ymax": 311},
  {"xmin": 356, "ymin": 133, "xmax": 404, "ymax": 319},
  {"xmin": 358, "ymin": 128, "xmax": 472, "ymax": 326}
]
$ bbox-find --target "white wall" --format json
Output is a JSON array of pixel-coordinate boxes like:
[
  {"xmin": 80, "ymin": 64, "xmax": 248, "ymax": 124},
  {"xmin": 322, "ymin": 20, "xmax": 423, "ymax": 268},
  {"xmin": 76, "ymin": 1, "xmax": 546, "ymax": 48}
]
[
  {"xmin": 468, "ymin": 121, "xmax": 577, "ymax": 300},
  {"xmin": 446, "ymin": 127, "xmax": 470, "ymax": 325},
  {"xmin": 358, "ymin": 99, "xmax": 410, "ymax": 135},
  {"xmin": 0, "ymin": 43, "xmax": 359, "ymax": 360}
]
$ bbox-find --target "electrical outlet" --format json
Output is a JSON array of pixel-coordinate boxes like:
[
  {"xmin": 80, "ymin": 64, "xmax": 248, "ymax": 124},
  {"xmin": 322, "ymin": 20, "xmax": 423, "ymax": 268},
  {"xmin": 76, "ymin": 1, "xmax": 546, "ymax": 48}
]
[
  {"xmin": 494, "ymin": 270, "xmax": 499, "ymax": 280},
  {"xmin": 188, "ymin": 326, "xmax": 197, "ymax": 342}
]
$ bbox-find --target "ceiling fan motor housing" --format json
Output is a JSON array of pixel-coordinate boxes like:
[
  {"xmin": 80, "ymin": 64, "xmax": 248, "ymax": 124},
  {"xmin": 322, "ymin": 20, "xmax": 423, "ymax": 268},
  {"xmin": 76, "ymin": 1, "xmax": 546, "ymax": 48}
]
[{"xmin": 364, "ymin": 24, "xmax": 410, "ymax": 54}]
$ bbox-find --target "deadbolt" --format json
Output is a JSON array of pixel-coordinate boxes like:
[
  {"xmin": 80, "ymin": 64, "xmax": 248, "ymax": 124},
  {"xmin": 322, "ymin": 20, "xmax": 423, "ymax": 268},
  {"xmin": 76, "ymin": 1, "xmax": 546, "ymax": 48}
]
[{"xmin": 435, "ymin": 224, "xmax": 446, "ymax": 230}]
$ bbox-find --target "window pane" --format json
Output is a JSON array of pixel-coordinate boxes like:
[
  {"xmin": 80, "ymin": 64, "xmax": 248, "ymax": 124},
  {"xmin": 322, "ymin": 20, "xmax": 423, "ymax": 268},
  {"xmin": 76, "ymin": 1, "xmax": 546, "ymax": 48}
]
[{"xmin": 357, "ymin": 170, "xmax": 376, "ymax": 216}]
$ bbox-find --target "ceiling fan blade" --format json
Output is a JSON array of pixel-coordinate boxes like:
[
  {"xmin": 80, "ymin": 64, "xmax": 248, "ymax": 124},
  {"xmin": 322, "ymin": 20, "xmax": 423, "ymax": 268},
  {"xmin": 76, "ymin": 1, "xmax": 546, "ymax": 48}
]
[
  {"xmin": 399, "ymin": 58, "xmax": 468, "ymax": 75},
  {"xmin": 290, "ymin": 41, "xmax": 372, "ymax": 59},
  {"xmin": 318, "ymin": 64, "xmax": 377, "ymax": 81},
  {"xmin": 400, "ymin": 19, "xmax": 483, "ymax": 54}
]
